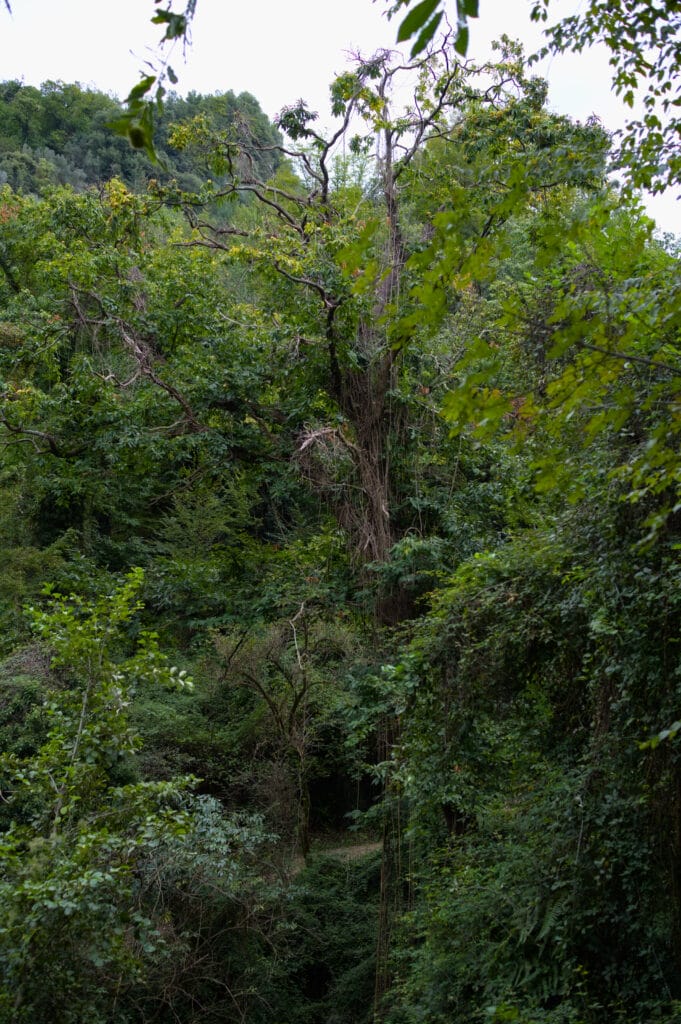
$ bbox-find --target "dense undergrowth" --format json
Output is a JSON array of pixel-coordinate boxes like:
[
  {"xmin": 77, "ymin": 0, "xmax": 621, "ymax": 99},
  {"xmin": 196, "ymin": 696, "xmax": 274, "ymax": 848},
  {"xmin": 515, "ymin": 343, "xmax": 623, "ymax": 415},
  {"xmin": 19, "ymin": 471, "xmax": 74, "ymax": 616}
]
[{"xmin": 0, "ymin": 23, "xmax": 680, "ymax": 1024}]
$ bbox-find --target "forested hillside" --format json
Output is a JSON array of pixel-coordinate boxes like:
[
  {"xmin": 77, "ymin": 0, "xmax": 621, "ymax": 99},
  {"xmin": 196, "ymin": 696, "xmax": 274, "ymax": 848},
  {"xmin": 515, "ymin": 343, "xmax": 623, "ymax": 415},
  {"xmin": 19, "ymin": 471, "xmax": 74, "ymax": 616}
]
[
  {"xmin": 0, "ymin": 10, "xmax": 680, "ymax": 1024},
  {"xmin": 0, "ymin": 80, "xmax": 281, "ymax": 194}
]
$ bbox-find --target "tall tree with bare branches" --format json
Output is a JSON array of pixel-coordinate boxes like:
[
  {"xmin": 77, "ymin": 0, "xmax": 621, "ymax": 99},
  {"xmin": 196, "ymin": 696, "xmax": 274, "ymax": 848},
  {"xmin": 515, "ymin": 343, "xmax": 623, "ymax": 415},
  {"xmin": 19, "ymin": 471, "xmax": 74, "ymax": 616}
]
[{"xmin": 165, "ymin": 36, "xmax": 604, "ymax": 619}]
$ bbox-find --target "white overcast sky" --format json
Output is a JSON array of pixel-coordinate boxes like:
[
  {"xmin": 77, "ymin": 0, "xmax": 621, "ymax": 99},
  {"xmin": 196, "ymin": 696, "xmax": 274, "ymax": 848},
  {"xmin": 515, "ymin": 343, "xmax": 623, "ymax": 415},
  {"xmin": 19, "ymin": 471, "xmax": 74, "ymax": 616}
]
[{"xmin": 0, "ymin": 0, "xmax": 678, "ymax": 232}]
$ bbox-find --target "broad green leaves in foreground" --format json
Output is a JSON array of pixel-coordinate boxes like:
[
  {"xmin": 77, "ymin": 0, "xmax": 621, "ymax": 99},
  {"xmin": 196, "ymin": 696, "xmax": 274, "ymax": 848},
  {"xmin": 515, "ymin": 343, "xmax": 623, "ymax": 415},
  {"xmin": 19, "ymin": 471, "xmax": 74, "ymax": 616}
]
[
  {"xmin": 441, "ymin": 198, "xmax": 681, "ymax": 542},
  {"xmin": 0, "ymin": 571, "xmax": 194, "ymax": 1018}
]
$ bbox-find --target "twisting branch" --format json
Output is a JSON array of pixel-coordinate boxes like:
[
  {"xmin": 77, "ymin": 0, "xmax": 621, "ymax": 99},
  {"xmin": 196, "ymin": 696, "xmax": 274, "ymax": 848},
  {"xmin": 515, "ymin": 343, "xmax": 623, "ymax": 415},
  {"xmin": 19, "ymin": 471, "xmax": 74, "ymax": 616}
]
[
  {"xmin": 0, "ymin": 402, "xmax": 86, "ymax": 458},
  {"xmin": 577, "ymin": 340, "xmax": 681, "ymax": 377},
  {"xmin": 317, "ymin": 94, "xmax": 360, "ymax": 206},
  {"xmin": 271, "ymin": 261, "xmax": 340, "ymax": 309},
  {"xmin": 68, "ymin": 284, "xmax": 207, "ymax": 434},
  {"xmin": 235, "ymin": 184, "xmax": 307, "ymax": 231},
  {"xmin": 288, "ymin": 603, "xmax": 306, "ymax": 671}
]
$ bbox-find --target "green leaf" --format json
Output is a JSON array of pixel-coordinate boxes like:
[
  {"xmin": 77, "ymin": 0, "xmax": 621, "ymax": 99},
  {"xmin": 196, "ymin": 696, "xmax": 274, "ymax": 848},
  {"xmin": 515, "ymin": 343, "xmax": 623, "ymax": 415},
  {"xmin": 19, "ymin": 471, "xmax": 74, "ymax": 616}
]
[
  {"xmin": 124, "ymin": 75, "xmax": 157, "ymax": 105},
  {"xmin": 640, "ymin": 720, "xmax": 681, "ymax": 749},
  {"xmin": 411, "ymin": 11, "xmax": 444, "ymax": 56},
  {"xmin": 104, "ymin": 117, "xmax": 130, "ymax": 136},
  {"xmin": 396, "ymin": 0, "xmax": 440, "ymax": 43},
  {"xmin": 454, "ymin": 24, "xmax": 469, "ymax": 55},
  {"xmin": 151, "ymin": 10, "xmax": 187, "ymax": 39}
]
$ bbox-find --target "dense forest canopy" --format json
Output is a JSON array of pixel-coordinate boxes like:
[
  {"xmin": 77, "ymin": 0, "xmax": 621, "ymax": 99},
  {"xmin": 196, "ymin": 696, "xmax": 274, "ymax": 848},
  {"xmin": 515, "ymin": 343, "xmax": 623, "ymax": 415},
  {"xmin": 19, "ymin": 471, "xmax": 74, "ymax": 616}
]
[{"xmin": 0, "ymin": 2, "xmax": 679, "ymax": 1022}]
